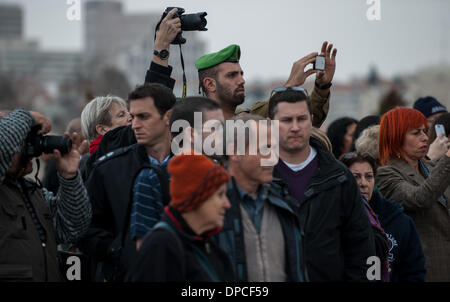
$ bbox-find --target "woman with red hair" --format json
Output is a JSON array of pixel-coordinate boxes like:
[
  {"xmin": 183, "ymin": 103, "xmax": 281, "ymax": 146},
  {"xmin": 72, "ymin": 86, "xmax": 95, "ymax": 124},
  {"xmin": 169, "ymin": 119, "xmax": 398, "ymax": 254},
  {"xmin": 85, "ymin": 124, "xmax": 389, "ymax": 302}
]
[{"xmin": 376, "ymin": 107, "xmax": 450, "ymax": 281}]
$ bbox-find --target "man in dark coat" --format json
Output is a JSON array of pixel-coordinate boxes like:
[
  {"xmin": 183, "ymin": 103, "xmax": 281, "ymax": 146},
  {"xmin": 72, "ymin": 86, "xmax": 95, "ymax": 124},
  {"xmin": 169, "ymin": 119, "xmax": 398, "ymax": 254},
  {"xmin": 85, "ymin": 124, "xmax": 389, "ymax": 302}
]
[
  {"xmin": 78, "ymin": 83, "xmax": 175, "ymax": 281},
  {"xmin": 268, "ymin": 88, "xmax": 375, "ymax": 281}
]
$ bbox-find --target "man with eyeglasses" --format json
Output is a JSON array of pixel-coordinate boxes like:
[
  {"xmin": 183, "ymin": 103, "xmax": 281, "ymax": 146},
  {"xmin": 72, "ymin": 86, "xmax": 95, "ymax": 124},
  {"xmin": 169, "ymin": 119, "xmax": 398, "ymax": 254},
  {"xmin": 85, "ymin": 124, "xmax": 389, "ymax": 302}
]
[{"xmin": 267, "ymin": 87, "xmax": 376, "ymax": 281}]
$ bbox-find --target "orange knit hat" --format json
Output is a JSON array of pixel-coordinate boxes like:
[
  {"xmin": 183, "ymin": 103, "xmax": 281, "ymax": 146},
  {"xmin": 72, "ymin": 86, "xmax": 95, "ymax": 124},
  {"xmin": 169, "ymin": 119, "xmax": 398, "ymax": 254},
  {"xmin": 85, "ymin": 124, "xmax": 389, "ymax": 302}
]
[{"xmin": 168, "ymin": 154, "xmax": 231, "ymax": 213}]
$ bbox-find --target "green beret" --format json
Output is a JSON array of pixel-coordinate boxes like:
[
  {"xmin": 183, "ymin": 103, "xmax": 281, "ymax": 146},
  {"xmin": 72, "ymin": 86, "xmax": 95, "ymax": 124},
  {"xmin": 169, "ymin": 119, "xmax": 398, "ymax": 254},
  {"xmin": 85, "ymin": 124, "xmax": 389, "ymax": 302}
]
[{"xmin": 195, "ymin": 44, "xmax": 241, "ymax": 70}]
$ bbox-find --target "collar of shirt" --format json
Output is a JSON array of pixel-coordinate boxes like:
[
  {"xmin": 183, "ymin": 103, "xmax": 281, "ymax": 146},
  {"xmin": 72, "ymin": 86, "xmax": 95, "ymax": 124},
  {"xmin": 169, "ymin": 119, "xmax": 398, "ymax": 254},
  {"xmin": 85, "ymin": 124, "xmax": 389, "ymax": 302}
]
[
  {"xmin": 148, "ymin": 154, "xmax": 171, "ymax": 166},
  {"xmin": 282, "ymin": 146, "xmax": 317, "ymax": 172},
  {"xmin": 235, "ymin": 181, "xmax": 268, "ymax": 211}
]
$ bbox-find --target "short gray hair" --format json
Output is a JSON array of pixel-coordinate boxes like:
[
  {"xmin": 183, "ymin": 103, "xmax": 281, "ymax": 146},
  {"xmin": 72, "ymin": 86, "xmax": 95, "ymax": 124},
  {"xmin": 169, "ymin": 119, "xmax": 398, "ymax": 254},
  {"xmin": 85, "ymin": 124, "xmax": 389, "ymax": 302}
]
[
  {"xmin": 355, "ymin": 125, "xmax": 380, "ymax": 161},
  {"xmin": 81, "ymin": 95, "xmax": 127, "ymax": 141}
]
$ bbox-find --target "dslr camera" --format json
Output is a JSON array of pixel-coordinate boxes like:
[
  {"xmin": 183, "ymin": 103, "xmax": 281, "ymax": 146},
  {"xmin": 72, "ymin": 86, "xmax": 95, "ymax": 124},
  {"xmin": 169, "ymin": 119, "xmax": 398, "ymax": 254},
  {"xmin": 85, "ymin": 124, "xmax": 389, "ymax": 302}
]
[
  {"xmin": 23, "ymin": 125, "xmax": 72, "ymax": 158},
  {"xmin": 158, "ymin": 7, "xmax": 207, "ymax": 44}
]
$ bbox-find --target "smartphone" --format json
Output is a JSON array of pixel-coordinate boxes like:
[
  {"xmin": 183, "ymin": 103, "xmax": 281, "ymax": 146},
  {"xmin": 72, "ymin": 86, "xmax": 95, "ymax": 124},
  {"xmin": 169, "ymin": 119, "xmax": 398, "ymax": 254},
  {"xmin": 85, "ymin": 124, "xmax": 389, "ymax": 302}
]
[
  {"xmin": 313, "ymin": 55, "xmax": 325, "ymax": 71},
  {"xmin": 435, "ymin": 124, "xmax": 446, "ymax": 139}
]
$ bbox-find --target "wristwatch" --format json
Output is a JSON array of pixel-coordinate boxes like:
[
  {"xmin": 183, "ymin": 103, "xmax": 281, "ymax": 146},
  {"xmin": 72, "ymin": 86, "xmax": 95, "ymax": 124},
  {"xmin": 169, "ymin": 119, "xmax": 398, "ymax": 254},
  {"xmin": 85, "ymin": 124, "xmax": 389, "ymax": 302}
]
[
  {"xmin": 315, "ymin": 80, "xmax": 332, "ymax": 90},
  {"xmin": 153, "ymin": 49, "xmax": 169, "ymax": 60}
]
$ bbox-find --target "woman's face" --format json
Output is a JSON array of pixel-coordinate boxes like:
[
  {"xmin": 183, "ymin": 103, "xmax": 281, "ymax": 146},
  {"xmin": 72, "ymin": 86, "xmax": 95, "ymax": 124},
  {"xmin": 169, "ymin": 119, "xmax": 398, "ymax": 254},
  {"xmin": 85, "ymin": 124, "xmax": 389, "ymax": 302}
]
[
  {"xmin": 108, "ymin": 102, "xmax": 132, "ymax": 130},
  {"xmin": 402, "ymin": 125, "xmax": 428, "ymax": 162},
  {"xmin": 349, "ymin": 161, "xmax": 375, "ymax": 201},
  {"xmin": 343, "ymin": 123, "xmax": 357, "ymax": 156},
  {"xmin": 194, "ymin": 183, "xmax": 230, "ymax": 230}
]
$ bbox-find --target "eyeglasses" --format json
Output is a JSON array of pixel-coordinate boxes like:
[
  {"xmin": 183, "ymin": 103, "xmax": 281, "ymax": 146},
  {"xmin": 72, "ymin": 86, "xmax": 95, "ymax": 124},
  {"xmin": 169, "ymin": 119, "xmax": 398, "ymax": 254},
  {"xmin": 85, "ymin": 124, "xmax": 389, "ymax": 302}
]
[{"xmin": 270, "ymin": 86, "xmax": 309, "ymax": 98}]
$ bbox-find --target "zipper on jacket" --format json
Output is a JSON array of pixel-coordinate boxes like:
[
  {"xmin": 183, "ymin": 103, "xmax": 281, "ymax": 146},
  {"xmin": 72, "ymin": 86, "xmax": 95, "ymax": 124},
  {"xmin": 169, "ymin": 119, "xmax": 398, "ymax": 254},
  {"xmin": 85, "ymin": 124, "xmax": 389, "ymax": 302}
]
[
  {"xmin": 42, "ymin": 242, "xmax": 48, "ymax": 282},
  {"xmin": 300, "ymin": 201, "xmax": 311, "ymax": 282},
  {"xmin": 298, "ymin": 170, "xmax": 345, "ymax": 282},
  {"xmin": 205, "ymin": 242, "xmax": 211, "ymax": 254}
]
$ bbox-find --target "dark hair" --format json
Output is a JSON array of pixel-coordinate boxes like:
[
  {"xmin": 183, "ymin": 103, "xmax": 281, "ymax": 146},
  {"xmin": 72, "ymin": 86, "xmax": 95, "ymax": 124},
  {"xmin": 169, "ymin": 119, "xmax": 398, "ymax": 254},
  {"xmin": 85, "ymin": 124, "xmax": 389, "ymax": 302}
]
[
  {"xmin": 340, "ymin": 152, "xmax": 377, "ymax": 176},
  {"xmin": 268, "ymin": 90, "xmax": 310, "ymax": 119},
  {"xmin": 428, "ymin": 112, "xmax": 450, "ymax": 143},
  {"xmin": 170, "ymin": 96, "xmax": 221, "ymax": 137},
  {"xmin": 198, "ymin": 66, "xmax": 219, "ymax": 95},
  {"xmin": 128, "ymin": 83, "xmax": 176, "ymax": 117},
  {"xmin": 327, "ymin": 117, "xmax": 358, "ymax": 159}
]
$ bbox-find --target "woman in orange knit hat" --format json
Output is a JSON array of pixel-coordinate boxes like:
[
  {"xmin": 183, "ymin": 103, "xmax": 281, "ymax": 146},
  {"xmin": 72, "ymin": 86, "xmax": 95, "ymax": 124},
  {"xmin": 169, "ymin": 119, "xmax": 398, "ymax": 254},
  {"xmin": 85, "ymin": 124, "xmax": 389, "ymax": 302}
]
[{"xmin": 131, "ymin": 153, "xmax": 235, "ymax": 281}]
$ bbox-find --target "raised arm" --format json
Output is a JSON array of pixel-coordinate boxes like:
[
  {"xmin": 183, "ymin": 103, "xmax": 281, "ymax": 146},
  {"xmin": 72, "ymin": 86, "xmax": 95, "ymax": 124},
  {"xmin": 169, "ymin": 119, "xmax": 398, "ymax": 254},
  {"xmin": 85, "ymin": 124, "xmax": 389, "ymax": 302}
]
[
  {"xmin": 42, "ymin": 132, "xmax": 91, "ymax": 243},
  {"xmin": 144, "ymin": 8, "xmax": 181, "ymax": 89},
  {"xmin": 0, "ymin": 109, "xmax": 51, "ymax": 182},
  {"xmin": 376, "ymin": 155, "xmax": 450, "ymax": 211}
]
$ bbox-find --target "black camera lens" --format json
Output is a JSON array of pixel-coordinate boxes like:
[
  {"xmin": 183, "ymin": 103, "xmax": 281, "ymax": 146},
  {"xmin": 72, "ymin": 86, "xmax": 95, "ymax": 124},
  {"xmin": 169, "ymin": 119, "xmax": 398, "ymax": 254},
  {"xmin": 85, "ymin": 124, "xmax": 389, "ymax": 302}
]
[
  {"xmin": 180, "ymin": 12, "xmax": 207, "ymax": 31},
  {"xmin": 41, "ymin": 135, "xmax": 72, "ymax": 155}
]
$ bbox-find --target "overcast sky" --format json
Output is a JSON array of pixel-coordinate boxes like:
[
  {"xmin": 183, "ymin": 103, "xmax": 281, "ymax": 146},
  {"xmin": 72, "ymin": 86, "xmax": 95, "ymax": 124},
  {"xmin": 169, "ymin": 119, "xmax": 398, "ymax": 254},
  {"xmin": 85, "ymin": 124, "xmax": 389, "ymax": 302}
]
[{"xmin": 1, "ymin": 0, "xmax": 449, "ymax": 82}]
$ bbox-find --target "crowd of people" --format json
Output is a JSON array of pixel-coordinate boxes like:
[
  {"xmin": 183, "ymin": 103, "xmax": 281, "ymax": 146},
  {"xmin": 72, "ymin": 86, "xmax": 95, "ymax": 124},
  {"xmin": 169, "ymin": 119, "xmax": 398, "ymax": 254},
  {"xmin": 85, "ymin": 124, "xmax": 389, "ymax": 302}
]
[{"xmin": 1, "ymin": 8, "xmax": 450, "ymax": 282}]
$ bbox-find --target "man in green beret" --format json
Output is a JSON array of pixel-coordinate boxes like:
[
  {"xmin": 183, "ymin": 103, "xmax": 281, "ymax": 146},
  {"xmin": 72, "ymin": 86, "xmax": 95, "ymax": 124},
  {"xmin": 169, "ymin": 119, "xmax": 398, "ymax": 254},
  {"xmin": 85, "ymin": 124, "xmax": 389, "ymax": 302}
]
[
  {"xmin": 195, "ymin": 44, "xmax": 245, "ymax": 120},
  {"xmin": 195, "ymin": 42, "xmax": 337, "ymax": 127}
]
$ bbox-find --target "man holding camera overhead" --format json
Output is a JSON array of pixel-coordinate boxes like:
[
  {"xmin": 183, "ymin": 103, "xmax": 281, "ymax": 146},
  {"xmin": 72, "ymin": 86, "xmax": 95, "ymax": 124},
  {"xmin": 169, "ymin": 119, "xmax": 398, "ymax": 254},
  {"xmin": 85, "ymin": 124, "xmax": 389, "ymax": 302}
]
[
  {"xmin": 0, "ymin": 108, "xmax": 91, "ymax": 281},
  {"xmin": 149, "ymin": 8, "xmax": 336, "ymax": 126}
]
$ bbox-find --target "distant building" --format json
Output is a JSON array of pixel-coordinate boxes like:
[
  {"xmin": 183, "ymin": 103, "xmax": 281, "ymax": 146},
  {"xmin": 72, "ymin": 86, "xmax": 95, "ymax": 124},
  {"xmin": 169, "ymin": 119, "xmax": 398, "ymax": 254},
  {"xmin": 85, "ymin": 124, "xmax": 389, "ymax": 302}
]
[
  {"xmin": 84, "ymin": 0, "xmax": 207, "ymax": 94},
  {"xmin": 0, "ymin": 4, "xmax": 82, "ymax": 85},
  {"xmin": 0, "ymin": 42, "xmax": 82, "ymax": 83},
  {"xmin": 0, "ymin": 4, "xmax": 22, "ymax": 40},
  {"xmin": 401, "ymin": 64, "xmax": 450, "ymax": 109}
]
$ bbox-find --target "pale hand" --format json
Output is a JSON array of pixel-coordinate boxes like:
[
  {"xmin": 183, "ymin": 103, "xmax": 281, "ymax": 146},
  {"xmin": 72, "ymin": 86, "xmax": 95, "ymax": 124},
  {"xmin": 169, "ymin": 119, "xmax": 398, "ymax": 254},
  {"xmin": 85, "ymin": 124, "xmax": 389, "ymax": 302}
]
[
  {"xmin": 428, "ymin": 133, "xmax": 450, "ymax": 161},
  {"xmin": 315, "ymin": 41, "xmax": 337, "ymax": 86}
]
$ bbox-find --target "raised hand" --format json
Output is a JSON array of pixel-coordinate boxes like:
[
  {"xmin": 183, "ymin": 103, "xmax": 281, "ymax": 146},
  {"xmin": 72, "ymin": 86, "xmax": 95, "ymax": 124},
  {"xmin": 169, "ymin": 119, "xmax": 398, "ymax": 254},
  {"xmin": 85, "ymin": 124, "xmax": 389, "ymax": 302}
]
[
  {"xmin": 155, "ymin": 8, "xmax": 182, "ymax": 50},
  {"xmin": 316, "ymin": 41, "xmax": 337, "ymax": 86},
  {"xmin": 29, "ymin": 111, "xmax": 51, "ymax": 135},
  {"xmin": 284, "ymin": 52, "xmax": 319, "ymax": 87},
  {"xmin": 54, "ymin": 132, "xmax": 88, "ymax": 179}
]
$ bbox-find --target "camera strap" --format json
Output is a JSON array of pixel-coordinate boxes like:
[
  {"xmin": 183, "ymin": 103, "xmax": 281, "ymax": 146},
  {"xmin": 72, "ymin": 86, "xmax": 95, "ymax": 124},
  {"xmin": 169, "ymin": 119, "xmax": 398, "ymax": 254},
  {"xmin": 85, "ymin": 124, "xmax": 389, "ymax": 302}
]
[{"xmin": 179, "ymin": 44, "xmax": 187, "ymax": 98}]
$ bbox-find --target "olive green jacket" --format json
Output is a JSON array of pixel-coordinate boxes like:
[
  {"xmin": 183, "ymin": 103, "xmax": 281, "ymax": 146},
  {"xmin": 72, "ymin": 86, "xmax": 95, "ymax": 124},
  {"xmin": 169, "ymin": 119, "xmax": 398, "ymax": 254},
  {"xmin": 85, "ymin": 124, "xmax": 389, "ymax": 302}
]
[{"xmin": 238, "ymin": 87, "xmax": 330, "ymax": 128}]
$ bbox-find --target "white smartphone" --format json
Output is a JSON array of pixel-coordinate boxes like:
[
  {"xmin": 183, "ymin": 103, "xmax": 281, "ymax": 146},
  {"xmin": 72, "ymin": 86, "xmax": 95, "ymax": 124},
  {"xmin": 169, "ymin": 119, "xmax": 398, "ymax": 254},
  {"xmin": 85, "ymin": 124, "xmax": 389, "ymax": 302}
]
[
  {"xmin": 435, "ymin": 124, "xmax": 446, "ymax": 139},
  {"xmin": 314, "ymin": 55, "xmax": 325, "ymax": 71}
]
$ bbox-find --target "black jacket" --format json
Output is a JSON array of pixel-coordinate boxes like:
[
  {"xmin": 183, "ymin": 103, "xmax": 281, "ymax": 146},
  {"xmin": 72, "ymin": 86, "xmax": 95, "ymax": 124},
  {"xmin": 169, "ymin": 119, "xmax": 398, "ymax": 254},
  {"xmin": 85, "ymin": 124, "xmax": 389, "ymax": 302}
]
[
  {"xmin": 144, "ymin": 61, "xmax": 176, "ymax": 90},
  {"xmin": 370, "ymin": 190, "xmax": 426, "ymax": 282},
  {"xmin": 132, "ymin": 207, "xmax": 235, "ymax": 282},
  {"xmin": 78, "ymin": 143, "xmax": 155, "ymax": 281},
  {"xmin": 81, "ymin": 60, "xmax": 175, "ymax": 182},
  {"xmin": 78, "ymin": 61, "xmax": 176, "ymax": 280},
  {"xmin": 274, "ymin": 137, "xmax": 376, "ymax": 281},
  {"xmin": 212, "ymin": 178, "xmax": 304, "ymax": 282},
  {"xmin": 82, "ymin": 125, "xmax": 136, "ymax": 182}
]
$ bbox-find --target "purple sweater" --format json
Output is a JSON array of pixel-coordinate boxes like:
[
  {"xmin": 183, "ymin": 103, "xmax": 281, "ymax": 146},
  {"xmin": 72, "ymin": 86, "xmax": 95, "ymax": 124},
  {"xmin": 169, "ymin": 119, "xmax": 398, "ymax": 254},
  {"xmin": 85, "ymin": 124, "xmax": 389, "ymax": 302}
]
[{"xmin": 275, "ymin": 155, "xmax": 318, "ymax": 209}]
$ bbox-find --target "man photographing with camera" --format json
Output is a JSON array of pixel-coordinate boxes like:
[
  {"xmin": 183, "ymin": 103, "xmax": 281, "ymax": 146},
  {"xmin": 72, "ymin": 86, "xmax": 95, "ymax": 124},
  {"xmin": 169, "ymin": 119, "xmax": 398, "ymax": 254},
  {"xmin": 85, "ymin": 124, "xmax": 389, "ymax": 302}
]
[{"xmin": 0, "ymin": 108, "xmax": 91, "ymax": 281}]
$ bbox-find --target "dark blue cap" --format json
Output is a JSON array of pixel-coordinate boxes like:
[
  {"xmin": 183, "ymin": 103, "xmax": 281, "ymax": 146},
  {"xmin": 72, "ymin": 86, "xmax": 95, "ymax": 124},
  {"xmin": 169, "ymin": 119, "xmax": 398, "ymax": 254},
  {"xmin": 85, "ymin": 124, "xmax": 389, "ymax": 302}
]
[{"xmin": 413, "ymin": 96, "xmax": 447, "ymax": 118}]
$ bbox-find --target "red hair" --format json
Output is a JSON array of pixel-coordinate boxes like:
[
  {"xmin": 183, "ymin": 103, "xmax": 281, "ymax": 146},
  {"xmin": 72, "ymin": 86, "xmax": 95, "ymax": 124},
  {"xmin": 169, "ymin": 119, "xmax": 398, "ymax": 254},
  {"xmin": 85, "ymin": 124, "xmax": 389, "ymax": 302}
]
[{"xmin": 379, "ymin": 107, "xmax": 427, "ymax": 166}]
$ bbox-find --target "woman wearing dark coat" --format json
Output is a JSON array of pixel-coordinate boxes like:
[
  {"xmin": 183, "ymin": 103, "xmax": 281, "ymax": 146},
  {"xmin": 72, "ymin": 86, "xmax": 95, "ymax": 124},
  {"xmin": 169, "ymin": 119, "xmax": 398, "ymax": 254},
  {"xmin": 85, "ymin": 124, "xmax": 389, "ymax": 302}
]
[
  {"xmin": 369, "ymin": 190, "xmax": 426, "ymax": 281},
  {"xmin": 341, "ymin": 151, "xmax": 426, "ymax": 282},
  {"xmin": 132, "ymin": 154, "xmax": 235, "ymax": 282}
]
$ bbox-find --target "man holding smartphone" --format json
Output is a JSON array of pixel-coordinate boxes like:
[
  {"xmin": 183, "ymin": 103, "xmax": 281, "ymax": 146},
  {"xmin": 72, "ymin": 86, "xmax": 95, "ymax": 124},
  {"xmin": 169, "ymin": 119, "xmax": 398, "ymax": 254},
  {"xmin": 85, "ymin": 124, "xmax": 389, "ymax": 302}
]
[{"xmin": 248, "ymin": 41, "xmax": 337, "ymax": 127}]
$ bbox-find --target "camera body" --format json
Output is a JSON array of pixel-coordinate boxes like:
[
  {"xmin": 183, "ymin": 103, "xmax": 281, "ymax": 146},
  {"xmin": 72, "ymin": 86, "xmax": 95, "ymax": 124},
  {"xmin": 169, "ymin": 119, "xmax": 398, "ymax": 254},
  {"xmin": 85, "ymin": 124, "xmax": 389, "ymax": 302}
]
[
  {"xmin": 159, "ymin": 7, "xmax": 208, "ymax": 44},
  {"xmin": 23, "ymin": 125, "xmax": 72, "ymax": 158}
]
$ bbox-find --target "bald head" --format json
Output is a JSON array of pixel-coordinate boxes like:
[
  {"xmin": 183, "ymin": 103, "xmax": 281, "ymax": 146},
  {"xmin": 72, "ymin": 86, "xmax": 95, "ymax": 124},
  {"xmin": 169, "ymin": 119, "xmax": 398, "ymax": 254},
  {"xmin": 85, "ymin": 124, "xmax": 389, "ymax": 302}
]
[{"xmin": 66, "ymin": 118, "xmax": 84, "ymax": 141}]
